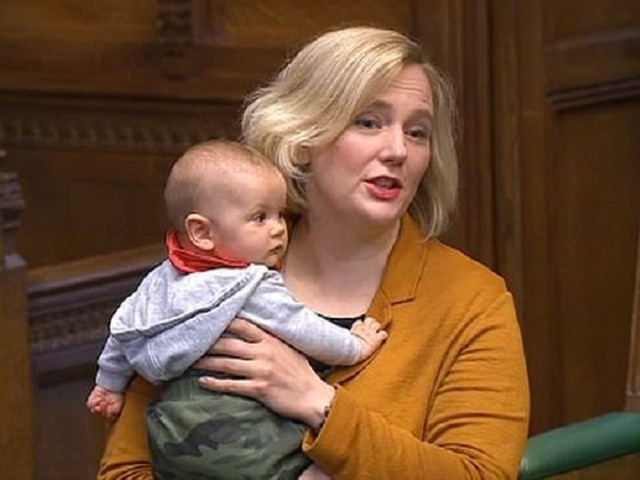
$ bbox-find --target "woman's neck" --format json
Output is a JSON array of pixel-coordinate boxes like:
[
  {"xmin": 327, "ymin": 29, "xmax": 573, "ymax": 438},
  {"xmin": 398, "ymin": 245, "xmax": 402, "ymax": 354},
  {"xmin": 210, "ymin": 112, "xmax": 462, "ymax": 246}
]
[{"xmin": 283, "ymin": 215, "xmax": 400, "ymax": 316}]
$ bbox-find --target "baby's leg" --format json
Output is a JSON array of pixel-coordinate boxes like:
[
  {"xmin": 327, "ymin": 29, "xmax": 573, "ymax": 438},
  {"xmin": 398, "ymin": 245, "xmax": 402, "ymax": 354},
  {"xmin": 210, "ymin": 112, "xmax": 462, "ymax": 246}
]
[
  {"xmin": 86, "ymin": 385, "xmax": 124, "ymax": 420},
  {"xmin": 148, "ymin": 375, "xmax": 310, "ymax": 480},
  {"xmin": 350, "ymin": 317, "xmax": 387, "ymax": 361}
]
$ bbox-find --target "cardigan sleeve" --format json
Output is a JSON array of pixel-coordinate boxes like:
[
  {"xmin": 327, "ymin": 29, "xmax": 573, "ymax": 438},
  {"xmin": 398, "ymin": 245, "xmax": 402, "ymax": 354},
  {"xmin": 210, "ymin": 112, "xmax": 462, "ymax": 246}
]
[
  {"xmin": 302, "ymin": 292, "xmax": 530, "ymax": 479},
  {"xmin": 97, "ymin": 376, "xmax": 160, "ymax": 480}
]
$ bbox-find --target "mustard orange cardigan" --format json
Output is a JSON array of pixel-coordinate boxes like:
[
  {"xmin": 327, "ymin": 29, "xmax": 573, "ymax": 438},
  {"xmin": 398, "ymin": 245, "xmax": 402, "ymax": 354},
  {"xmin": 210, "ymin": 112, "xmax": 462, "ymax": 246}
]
[{"xmin": 98, "ymin": 216, "xmax": 529, "ymax": 479}]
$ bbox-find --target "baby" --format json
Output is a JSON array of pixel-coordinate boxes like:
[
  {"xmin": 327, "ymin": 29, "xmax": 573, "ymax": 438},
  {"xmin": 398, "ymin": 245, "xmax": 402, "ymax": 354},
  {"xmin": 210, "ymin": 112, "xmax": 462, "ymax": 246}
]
[{"xmin": 87, "ymin": 140, "xmax": 386, "ymax": 479}]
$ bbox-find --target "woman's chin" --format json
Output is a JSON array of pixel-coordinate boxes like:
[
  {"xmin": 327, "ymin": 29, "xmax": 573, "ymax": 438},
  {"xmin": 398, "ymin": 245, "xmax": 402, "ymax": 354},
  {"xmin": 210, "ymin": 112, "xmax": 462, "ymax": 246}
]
[{"xmin": 351, "ymin": 207, "xmax": 405, "ymax": 230}]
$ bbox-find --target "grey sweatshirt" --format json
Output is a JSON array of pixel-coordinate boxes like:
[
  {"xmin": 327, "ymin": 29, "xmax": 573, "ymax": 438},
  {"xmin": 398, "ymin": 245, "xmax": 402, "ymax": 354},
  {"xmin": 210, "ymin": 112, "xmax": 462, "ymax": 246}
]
[{"xmin": 96, "ymin": 260, "xmax": 363, "ymax": 392}]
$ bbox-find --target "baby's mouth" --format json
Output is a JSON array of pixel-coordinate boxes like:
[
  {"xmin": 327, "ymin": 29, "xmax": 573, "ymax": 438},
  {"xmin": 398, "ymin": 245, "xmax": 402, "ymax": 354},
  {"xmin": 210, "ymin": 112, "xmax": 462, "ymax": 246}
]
[{"xmin": 270, "ymin": 245, "xmax": 284, "ymax": 255}]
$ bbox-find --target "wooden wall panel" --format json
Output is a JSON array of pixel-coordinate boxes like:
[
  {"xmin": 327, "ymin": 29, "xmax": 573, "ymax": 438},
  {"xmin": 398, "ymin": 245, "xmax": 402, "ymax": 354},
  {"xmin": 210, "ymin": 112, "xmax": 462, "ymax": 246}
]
[
  {"xmin": 14, "ymin": 0, "xmax": 640, "ymax": 475},
  {"xmin": 35, "ymin": 378, "xmax": 108, "ymax": 480},
  {"xmin": 543, "ymin": 0, "xmax": 640, "ymax": 91},
  {"xmin": 551, "ymin": 101, "xmax": 640, "ymax": 423},
  {"xmin": 493, "ymin": 0, "xmax": 640, "ymax": 434},
  {"xmin": 551, "ymin": 453, "xmax": 640, "ymax": 480},
  {"xmin": 1, "ymin": 0, "xmax": 440, "ymax": 270},
  {"xmin": 0, "ymin": 93, "xmax": 242, "ymax": 266},
  {"xmin": 414, "ymin": 0, "xmax": 496, "ymax": 266},
  {"xmin": 2, "ymin": 2, "xmax": 491, "ymax": 477},
  {"xmin": 626, "ymin": 224, "xmax": 640, "ymax": 411},
  {"xmin": 0, "ymin": 0, "xmax": 410, "ymax": 98},
  {"xmin": 27, "ymin": 243, "xmax": 165, "ymax": 479}
]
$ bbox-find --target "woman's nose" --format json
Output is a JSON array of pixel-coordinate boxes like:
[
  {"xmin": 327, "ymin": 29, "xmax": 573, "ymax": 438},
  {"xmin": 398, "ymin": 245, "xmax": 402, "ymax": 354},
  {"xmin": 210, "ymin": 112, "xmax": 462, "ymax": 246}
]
[{"xmin": 381, "ymin": 126, "xmax": 407, "ymax": 163}]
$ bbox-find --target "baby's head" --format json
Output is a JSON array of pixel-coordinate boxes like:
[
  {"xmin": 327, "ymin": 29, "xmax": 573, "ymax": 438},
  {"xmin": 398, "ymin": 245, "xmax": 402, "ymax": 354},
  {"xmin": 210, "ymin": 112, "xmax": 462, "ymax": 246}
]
[{"xmin": 164, "ymin": 140, "xmax": 288, "ymax": 267}]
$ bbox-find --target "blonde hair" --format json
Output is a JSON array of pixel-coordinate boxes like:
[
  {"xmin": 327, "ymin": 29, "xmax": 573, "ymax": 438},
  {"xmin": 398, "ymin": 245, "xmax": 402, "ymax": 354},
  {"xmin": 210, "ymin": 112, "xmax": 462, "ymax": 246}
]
[
  {"xmin": 164, "ymin": 140, "xmax": 270, "ymax": 230},
  {"xmin": 242, "ymin": 26, "xmax": 458, "ymax": 238}
]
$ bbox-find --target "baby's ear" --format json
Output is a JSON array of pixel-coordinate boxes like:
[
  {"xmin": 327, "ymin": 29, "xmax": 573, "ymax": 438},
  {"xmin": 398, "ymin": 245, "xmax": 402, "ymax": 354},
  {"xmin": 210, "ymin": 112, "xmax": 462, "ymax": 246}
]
[{"xmin": 184, "ymin": 213, "xmax": 215, "ymax": 251}]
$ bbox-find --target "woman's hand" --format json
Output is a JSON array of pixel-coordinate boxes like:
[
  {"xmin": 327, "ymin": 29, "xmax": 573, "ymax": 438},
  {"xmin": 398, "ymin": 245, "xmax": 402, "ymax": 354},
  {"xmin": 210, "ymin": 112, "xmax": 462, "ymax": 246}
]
[{"xmin": 194, "ymin": 318, "xmax": 336, "ymax": 429}]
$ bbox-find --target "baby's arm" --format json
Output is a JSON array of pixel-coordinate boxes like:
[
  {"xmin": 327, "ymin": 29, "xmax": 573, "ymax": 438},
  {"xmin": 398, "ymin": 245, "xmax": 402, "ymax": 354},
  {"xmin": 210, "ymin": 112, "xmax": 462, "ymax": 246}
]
[
  {"xmin": 88, "ymin": 335, "xmax": 135, "ymax": 419},
  {"xmin": 349, "ymin": 317, "xmax": 388, "ymax": 361},
  {"xmin": 240, "ymin": 272, "xmax": 387, "ymax": 366}
]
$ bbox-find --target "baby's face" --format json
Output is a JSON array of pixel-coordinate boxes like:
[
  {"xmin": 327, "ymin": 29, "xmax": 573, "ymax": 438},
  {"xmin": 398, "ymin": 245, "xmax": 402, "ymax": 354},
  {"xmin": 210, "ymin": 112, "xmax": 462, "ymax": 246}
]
[{"xmin": 204, "ymin": 165, "xmax": 288, "ymax": 267}]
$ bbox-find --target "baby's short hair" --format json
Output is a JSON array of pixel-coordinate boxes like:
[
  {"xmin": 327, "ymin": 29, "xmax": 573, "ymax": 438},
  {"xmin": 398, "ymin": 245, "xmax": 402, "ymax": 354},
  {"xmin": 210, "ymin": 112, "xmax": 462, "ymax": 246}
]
[{"xmin": 164, "ymin": 140, "xmax": 270, "ymax": 230}]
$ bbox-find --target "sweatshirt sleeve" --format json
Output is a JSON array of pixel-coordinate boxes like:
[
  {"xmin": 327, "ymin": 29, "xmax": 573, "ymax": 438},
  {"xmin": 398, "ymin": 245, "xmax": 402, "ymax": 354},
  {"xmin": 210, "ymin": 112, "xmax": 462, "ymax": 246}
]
[
  {"xmin": 114, "ymin": 276, "xmax": 255, "ymax": 383},
  {"xmin": 302, "ymin": 292, "xmax": 530, "ymax": 479},
  {"xmin": 95, "ymin": 335, "xmax": 136, "ymax": 392},
  {"xmin": 97, "ymin": 376, "xmax": 159, "ymax": 480},
  {"xmin": 239, "ymin": 273, "xmax": 363, "ymax": 365}
]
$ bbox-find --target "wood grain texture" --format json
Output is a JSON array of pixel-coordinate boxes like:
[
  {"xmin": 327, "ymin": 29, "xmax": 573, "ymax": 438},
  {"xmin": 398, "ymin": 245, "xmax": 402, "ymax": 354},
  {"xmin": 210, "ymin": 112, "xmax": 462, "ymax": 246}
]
[
  {"xmin": 0, "ymin": 151, "xmax": 34, "ymax": 480},
  {"xmin": 491, "ymin": 0, "xmax": 640, "ymax": 436},
  {"xmin": 626, "ymin": 218, "xmax": 640, "ymax": 411},
  {"xmin": 27, "ymin": 244, "xmax": 164, "ymax": 477},
  {"xmin": 1, "ymin": 0, "xmax": 638, "ymax": 476}
]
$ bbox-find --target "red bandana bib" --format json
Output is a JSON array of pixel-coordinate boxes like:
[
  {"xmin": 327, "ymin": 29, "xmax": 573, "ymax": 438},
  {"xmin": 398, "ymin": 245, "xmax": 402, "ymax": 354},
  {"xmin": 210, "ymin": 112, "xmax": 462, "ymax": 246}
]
[{"xmin": 165, "ymin": 229, "xmax": 249, "ymax": 273}]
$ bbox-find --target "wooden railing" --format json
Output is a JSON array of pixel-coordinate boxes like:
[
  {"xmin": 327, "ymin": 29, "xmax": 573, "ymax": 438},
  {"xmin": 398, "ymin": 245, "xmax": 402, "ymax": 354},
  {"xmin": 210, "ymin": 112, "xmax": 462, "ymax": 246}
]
[{"xmin": 28, "ymin": 243, "xmax": 165, "ymax": 382}]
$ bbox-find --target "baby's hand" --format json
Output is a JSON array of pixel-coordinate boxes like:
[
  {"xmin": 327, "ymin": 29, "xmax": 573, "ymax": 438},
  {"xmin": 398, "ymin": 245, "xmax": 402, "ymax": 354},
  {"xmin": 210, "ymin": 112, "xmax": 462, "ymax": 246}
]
[
  {"xmin": 350, "ymin": 316, "xmax": 387, "ymax": 361},
  {"xmin": 86, "ymin": 385, "xmax": 124, "ymax": 420}
]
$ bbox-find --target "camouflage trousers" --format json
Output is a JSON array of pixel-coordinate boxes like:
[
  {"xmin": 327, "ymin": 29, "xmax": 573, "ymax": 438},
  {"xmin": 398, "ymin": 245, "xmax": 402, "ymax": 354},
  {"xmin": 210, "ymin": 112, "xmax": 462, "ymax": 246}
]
[{"xmin": 146, "ymin": 372, "xmax": 311, "ymax": 480}]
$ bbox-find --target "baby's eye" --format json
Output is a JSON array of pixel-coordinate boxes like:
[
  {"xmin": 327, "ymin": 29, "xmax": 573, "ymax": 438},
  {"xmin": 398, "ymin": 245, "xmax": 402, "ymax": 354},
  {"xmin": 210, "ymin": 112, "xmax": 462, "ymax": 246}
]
[
  {"xmin": 354, "ymin": 115, "xmax": 382, "ymax": 130},
  {"xmin": 252, "ymin": 212, "xmax": 267, "ymax": 223}
]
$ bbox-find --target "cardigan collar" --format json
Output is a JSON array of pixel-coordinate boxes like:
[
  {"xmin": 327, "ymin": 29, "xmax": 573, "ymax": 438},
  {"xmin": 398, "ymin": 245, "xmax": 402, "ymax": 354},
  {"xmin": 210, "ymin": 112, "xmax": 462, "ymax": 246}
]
[
  {"xmin": 366, "ymin": 214, "xmax": 428, "ymax": 331},
  {"xmin": 378, "ymin": 214, "xmax": 428, "ymax": 305},
  {"xmin": 328, "ymin": 214, "xmax": 430, "ymax": 385}
]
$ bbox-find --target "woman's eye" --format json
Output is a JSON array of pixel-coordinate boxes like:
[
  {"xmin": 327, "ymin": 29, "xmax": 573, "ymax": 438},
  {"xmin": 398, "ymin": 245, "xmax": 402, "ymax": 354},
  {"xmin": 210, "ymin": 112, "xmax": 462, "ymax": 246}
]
[
  {"xmin": 406, "ymin": 126, "xmax": 431, "ymax": 142},
  {"xmin": 354, "ymin": 115, "xmax": 381, "ymax": 129}
]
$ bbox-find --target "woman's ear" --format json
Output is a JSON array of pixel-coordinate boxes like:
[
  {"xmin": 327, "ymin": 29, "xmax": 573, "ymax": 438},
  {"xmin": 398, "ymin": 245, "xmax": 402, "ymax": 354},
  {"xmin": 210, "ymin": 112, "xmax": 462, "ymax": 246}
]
[{"xmin": 184, "ymin": 213, "xmax": 215, "ymax": 251}]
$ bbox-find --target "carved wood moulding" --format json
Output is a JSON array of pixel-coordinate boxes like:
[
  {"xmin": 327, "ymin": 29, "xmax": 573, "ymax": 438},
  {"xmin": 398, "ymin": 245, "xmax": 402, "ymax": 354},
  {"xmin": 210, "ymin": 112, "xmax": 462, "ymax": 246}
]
[
  {"xmin": 549, "ymin": 77, "xmax": 640, "ymax": 111},
  {"xmin": 0, "ymin": 149, "xmax": 25, "ymax": 269},
  {"xmin": 30, "ymin": 302, "xmax": 115, "ymax": 355},
  {"xmin": 158, "ymin": 0, "xmax": 194, "ymax": 57},
  {"xmin": 0, "ymin": 99, "xmax": 241, "ymax": 154},
  {"xmin": 545, "ymin": 27, "xmax": 640, "ymax": 108},
  {"xmin": 157, "ymin": 0, "xmax": 196, "ymax": 78},
  {"xmin": 28, "ymin": 244, "xmax": 165, "ymax": 380}
]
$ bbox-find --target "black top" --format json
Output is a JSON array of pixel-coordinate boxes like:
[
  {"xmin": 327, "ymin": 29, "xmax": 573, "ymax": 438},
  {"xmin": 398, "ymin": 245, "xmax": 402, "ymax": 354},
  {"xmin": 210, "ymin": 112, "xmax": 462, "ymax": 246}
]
[{"xmin": 311, "ymin": 313, "xmax": 366, "ymax": 375}]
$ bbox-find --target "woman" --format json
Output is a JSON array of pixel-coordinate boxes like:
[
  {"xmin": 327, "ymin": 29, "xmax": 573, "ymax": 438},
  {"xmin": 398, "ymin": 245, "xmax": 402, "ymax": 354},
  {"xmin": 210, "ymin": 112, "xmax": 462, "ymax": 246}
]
[{"xmin": 99, "ymin": 26, "xmax": 529, "ymax": 479}]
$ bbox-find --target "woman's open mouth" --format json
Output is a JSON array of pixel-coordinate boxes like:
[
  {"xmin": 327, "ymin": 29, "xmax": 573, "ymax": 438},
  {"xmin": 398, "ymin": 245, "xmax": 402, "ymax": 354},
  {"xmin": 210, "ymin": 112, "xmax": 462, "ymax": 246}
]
[{"xmin": 365, "ymin": 176, "xmax": 402, "ymax": 200}]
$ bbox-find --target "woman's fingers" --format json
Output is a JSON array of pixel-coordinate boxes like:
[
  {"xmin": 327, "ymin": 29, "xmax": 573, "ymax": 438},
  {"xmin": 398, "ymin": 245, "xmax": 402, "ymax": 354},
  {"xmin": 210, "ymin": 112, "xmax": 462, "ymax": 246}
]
[
  {"xmin": 204, "ymin": 335, "xmax": 255, "ymax": 358},
  {"xmin": 225, "ymin": 317, "xmax": 269, "ymax": 342},
  {"xmin": 196, "ymin": 319, "xmax": 273, "ymax": 371},
  {"xmin": 192, "ymin": 316, "xmax": 334, "ymax": 428},
  {"xmin": 200, "ymin": 318, "xmax": 268, "ymax": 359},
  {"xmin": 198, "ymin": 375, "xmax": 260, "ymax": 397},
  {"xmin": 195, "ymin": 354, "xmax": 262, "ymax": 378}
]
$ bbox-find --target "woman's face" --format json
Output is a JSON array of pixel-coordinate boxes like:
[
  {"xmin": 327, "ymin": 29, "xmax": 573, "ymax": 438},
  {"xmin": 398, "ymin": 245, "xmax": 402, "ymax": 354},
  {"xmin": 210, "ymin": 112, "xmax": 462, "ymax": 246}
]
[{"xmin": 306, "ymin": 64, "xmax": 433, "ymax": 230}]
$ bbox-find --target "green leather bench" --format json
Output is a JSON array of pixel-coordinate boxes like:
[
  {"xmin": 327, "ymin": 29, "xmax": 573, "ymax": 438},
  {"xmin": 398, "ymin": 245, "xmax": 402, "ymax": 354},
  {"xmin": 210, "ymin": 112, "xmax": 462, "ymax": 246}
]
[{"xmin": 519, "ymin": 412, "xmax": 640, "ymax": 479}]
